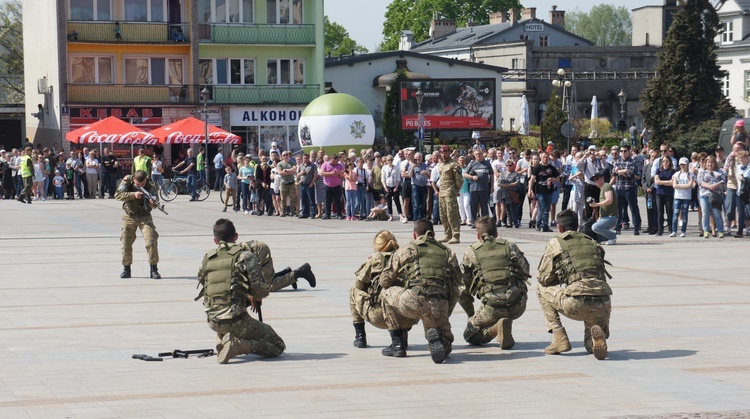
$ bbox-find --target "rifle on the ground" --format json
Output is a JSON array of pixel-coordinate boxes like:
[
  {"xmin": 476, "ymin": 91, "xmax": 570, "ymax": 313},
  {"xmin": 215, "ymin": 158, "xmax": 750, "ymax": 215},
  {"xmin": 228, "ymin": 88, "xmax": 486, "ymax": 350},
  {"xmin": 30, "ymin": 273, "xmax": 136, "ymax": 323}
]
[
  {"xmin": 136, "ymin": 185, "xmax": 168, "ymax": 215},
  {"xmin": 132, "ymin": 349, "xmax": 214, "ymax": 361}
]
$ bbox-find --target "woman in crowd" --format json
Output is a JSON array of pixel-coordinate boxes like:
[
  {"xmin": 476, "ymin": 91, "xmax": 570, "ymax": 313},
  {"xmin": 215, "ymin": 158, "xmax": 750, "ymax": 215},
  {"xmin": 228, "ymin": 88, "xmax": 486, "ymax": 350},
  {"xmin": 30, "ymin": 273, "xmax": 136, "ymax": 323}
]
[
  {"xmin": 734, "ymin": 150, "xmax": 750, "ymax": 238},
  {"xmin": 84, "ymin": 151, "xmax": 99, "ymax": 198},
  {"xmin": 255, "ymin": 156, "xmax": 273, "ymax": 216},
  {"xmin": 151, "ymin": 153, "xmax": 164, "ymax": 190},
  {"xmin": 238, "ymin": 156, "xmax": 255, "ymax": 214},
  {"xmin": 380, "ymin": 155, "xmax": 402, "ymax": 222},
  {"xmin": 689, "ymin": 152, "xmax": 700, "ymax": 211},
  {"xmin": 457, "ymin": 155, "xmax": 471, "ymax": 226},
  {"xmin": 270, "ymin": 160, "xmax": 282, "ymax": 216},
  {"xmin": 731, "ymin": 119, "xmax": 748, "ymax": 149},
  {"xmin": 654, "ymin": 155, "xmax": 676, "ymax": 236},
  {"xmin": 671, "ymin": 157, "xmax": 695, "ymax": 237},
  {"xmin": 344, "ymin": 161, "xmax": 358, "ymax": 220},
  {"xmin": 526, "ymin": 153, "xmax": 540, "ymax": 228},
  {"xmin": 314, "ymin": 153, "xmax": 327, "ymax": 218},
  {"xmin": 496, "ymin": 159, "xmax": 520, "ymax": 228},
  {"xmin": 355, "ymin": 157, "xmax": 370, "ymax": 220},
  {"xmin": 33, "ymin": 154, "xmax": 45, "ymax": 200},
  {"xmin": 697, "ymin": 155, "xmax": 726, "ymax": 239}
]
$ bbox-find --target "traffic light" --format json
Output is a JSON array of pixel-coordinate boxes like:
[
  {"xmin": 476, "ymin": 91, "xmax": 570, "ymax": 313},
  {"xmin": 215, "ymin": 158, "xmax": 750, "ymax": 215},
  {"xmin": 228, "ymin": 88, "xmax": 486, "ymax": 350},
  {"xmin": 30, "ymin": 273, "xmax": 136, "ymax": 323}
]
[{"xmin": 617, "ymin": 119, "xmax": 626, "ymax": 132}]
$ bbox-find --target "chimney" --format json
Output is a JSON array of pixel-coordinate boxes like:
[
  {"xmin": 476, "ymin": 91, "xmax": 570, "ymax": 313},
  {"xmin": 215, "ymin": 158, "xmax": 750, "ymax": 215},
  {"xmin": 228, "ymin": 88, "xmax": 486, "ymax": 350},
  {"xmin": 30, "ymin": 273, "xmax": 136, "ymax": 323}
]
[
  {"xmin": 521, "ymin": 7, "xmax": 536, "ymax": 20},
  {"xmin": 549, "ymin": 5, "xmax": 565, "ymax": 27},
  {"xmin": 466, "ymin": 18, "xmax": 477, "ymax": 27},
  {"xmin": 509, "ymin": 8, "xmax": 518, "ymax": 25},
  {"xmin": 489, "ymin": 11, "xmax": 507, "ymax": 25},
  {"xmin": 429, "ymin": 18, "xmax": 457, "ymax": 39},
  {"xmin": 399, "ymin": 30, "xmax": 414, "ymax": 51}
]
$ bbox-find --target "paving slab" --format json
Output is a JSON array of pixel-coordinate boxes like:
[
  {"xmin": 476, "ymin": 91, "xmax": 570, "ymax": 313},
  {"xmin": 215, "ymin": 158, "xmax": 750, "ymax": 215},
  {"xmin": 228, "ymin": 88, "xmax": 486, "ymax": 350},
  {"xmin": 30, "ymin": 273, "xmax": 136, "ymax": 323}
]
[{"xmin": 0, "ymin": 195, "xmax": 748, "ymax": 418}]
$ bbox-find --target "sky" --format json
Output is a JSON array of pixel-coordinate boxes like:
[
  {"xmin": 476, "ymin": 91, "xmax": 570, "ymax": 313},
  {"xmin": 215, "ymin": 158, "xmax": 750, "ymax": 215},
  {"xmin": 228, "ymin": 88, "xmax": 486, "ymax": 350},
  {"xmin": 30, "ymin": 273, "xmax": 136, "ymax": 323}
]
[{"xmin": 324, "ymin": 0, "xmax": 661, "ymax": 51}]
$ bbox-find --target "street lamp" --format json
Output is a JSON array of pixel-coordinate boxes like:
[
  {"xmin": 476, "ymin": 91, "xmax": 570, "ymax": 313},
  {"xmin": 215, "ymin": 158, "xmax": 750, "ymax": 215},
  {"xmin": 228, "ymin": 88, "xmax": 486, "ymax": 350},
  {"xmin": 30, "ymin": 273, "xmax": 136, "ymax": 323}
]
[
  {"xmin": 415, "ymin": 87, "xmax": 424, "ymax": 153},
  {"xmin": 552, "ymin": 68, "xmax": 573, "ymax": 152},
  {"xmin": 618, "ymin": 89, "xmax": 627, "ymax": 135},
  {"xmin": 200, "ymin": 86, "xmax": 210, "ymax": 185}
]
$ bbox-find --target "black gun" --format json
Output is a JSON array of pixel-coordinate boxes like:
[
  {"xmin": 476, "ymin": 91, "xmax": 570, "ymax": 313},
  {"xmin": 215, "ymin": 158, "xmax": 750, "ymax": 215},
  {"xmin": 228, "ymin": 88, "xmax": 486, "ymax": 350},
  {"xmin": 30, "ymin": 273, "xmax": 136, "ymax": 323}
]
[
  {"xmin": 136, "ymin": 185, "xmax": 168, "ymax": 215},
  {"xmin": 158, "ymin": 349, "xmax": 215, "ymax": 358},
  {"xmin": 132, "ymin": 354, "xmax": 163, "ymax": 361}
]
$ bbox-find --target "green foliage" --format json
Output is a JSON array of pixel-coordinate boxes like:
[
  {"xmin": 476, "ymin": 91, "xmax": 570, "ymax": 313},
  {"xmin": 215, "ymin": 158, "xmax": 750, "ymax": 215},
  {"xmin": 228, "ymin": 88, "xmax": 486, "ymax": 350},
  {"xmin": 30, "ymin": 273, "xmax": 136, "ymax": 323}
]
[
  {"xmin": 380, "ymin": 0, "xmax": 522, "ymax": 51},
  {"xmin": 543, "ymin": 89, "xmax": 566, "ymax": 149},
  {"xmin": 382, "ymin": 69, "xmax": 411, "ymax": 148},
  {"xmin": 0, "ymin": 0, "xmax": 23, "ymax": 102},
  {"xmin": 573, "ymin": 118, "xmax": 612, "ymax": 140},
  {"xmin": 565, "ymin": 5, "xmax": 632, "ymax": 46},
  {"xmin": 674, "ymin": 119, "xmax": 721, "ymax": 156},
  {"xmin": 639, "ymin": 0, "xmax": 732, "ymax": 151},
  {"xmin": 324, "ymin": 16, "xmax": 368, "ymax": 57}
]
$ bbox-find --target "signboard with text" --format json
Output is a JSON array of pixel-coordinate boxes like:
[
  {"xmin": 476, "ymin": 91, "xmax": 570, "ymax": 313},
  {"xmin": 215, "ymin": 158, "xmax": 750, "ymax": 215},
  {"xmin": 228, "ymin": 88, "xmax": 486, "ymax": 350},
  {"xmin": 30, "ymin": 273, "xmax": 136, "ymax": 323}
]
[{"xmin": 400, "ymin": 79, "xmax": 496, "ymax": 131}]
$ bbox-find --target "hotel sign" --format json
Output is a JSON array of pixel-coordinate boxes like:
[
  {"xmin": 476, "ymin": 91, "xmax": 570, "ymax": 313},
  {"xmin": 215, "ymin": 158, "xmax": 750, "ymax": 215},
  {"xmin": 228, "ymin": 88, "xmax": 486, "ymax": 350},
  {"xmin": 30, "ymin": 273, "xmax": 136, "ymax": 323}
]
[{"xmin": 525, "ymin": 23, "xmax": 544, "ymax": 32}]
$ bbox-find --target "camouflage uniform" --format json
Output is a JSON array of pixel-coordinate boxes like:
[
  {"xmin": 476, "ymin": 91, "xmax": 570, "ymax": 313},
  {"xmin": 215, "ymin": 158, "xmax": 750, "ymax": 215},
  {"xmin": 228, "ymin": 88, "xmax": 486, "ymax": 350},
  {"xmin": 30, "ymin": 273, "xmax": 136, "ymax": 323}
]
[
  {"xmin": 243, "ymin": 239, "xmax": 297, "ymax": 291},
  {"xmin": 197, "ymin": 241, "xmax": 285, "ymax": 363},
  {"xmin": 438, "ymin": 158, "xmax": 464, "ymax": 241},
  {"xmin": 536, "ymin": 231, "xmax": 612, "ymax": 354},
  {"xmin": 380, "ymin": 233, "xmax": 462, "ymax": 354},
  {"xmin": 115, "ymin": 175, "xmax": 159, "ymax": 266},
  {"xmin": 460, "ymin": 234, "xmax": 530, "ymax": 346},
  {"xmin": 350, "ymin": 251, "xmax": 417, "ymax": 330}
]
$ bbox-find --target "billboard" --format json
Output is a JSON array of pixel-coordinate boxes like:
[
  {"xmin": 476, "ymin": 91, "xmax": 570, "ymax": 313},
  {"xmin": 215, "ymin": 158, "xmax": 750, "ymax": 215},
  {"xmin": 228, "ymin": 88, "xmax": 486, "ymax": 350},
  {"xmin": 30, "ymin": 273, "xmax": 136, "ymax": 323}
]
[{"xmin": 400, "ymin": 79, "xmax": 496, "ymax": 130}]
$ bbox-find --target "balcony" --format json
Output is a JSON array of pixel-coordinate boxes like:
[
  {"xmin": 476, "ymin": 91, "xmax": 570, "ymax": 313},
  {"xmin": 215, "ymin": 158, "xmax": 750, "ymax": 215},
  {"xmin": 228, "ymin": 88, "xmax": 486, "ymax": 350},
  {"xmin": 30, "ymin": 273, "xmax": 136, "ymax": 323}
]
[
  {"xmin": 66, "ymin": 21, "xmax": 190, "ymax": 43},
  {"xmin": 197, "ymin": 23, "xmax": 315, "ymax": 45},
  {"xmin": 66, "ymin": 84, "xmax": 320, "ymax": 105}
]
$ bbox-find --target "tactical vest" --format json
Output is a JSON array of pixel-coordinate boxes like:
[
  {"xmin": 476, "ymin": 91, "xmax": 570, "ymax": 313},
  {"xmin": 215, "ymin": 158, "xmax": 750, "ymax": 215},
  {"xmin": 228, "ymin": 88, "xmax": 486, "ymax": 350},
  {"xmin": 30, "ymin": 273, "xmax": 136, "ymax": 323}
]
[
  {"xmin": 555, "ymin": 231, "xmax": 611, "ymax": 285},
  {"xmin": 403, "ymin": 234, "xmax": 451, "ymax": 296},
  {"xmin": 468, "ymin": 235, "xmax": 528, "ymax": 297},
  {"xmin": 366, "ymin": 251, "xmax": 392, "ymax": 304},
  {"xmin": 133, "ymin": 155, "xmax": 150, "ymax": 173},
  {"xmin": 19, "ymin": 154, "xmax": 32, "ymax": 178},
  {"xmin": 196, "ymin": 243, "xmax": 250, "ymax": 318},
  {"xmin": 120, "ymin": 176, "xmax": 154, "ymax": 217}
]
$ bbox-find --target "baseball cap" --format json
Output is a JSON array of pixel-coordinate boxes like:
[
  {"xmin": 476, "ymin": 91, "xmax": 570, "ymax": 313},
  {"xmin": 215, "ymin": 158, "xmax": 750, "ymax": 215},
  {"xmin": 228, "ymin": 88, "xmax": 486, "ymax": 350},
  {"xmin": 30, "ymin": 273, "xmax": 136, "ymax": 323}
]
[
  {"xmin": 590, "ymin": 173, "xmax": 603, "ymax": 181},
  {"xmin": 679, "ymin": 157, "xmax": 689, "ymax": 165},
  {"xmin": 440, "ymin": 145, "xmax": 451, "ymax": 152},
  {"xmin": 735, "ymin": 119, "xmax": 744, "ymax": 127},
  {"xmin": 547, "ymin": 141, "xmax": 553, "ymax": 145},
  {"xmin": 271, "ymin": 141, "xmax": 277, "ymax": 146},
  {"xmin": 588, "ymin": 145, "xmax": 597, "ymax": 151}
]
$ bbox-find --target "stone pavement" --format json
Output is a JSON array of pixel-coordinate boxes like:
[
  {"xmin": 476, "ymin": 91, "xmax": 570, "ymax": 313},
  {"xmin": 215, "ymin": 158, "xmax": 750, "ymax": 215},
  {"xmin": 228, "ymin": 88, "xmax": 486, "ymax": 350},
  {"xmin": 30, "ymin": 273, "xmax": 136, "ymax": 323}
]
[{"xmin": 1, "ymin": 195, "xmax": 749, "ymax": 418}]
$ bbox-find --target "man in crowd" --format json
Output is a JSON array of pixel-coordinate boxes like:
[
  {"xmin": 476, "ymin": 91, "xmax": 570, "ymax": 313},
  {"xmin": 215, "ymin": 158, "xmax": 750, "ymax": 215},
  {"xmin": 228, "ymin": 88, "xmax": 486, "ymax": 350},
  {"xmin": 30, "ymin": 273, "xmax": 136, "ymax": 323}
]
[
  {"xmin": 100, "ymin": 147, "xmax": 118, "ymax": 199},
  {"xmin": 297, "ymin": 153, "xmax": 318, "ymax": 219},
  {"xmin": 527, "ymin": 151, "xmax": 559, "ymax": 232},
  {"xmin": 409, "ymin": 152, "xmax": 430, "ymax": 221},
  {"xmin": 463, "ymin": 149, "xmax": 493, "ymax": 229},
  {"xmin": 613, "ymin": 145, "xmax": 641, "ymax": 235},
  {"xmin": 319, "ymin": 154, "xmax": 345, "ymax": 219},
  {"xmin": 276, "ymin": 151, "xmax": 297, "ymax": 217}
]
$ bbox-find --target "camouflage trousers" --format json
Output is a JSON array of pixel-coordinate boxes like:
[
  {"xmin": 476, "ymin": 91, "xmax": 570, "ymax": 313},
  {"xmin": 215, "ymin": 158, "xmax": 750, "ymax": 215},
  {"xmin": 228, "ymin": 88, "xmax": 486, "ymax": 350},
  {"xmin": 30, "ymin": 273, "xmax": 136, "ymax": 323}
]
[
  {"xmin": 350, "ymin": 288, "xmax": 417, "ymax": 330},
  {"xmin": 253, "ymin": 242, "xmax": 296, "ymax": 291},
  {"xmin": 536, "ymin": 286, "xmax": 611, "ymax": 344},
  {"xmin": 438, "ymin": 195, "xmax": 460, "ymax": 240},
  {"xmin": 381, "ymin": 286, "xmax": 455, "ymax": 347},
  {"xmin": 280, "ymin": 182, "xmax": 298, "ymax": 214},
  {"xmin": 121, "ymin": 213, "xmax": 159, "ymax": 266},
  {"xmin": 208, "ymin": 311, "xmax": 285, "ymax": 358},
  {"xmin": 463, "ymin": 292, "xmax": 528, "ymax": 345}
]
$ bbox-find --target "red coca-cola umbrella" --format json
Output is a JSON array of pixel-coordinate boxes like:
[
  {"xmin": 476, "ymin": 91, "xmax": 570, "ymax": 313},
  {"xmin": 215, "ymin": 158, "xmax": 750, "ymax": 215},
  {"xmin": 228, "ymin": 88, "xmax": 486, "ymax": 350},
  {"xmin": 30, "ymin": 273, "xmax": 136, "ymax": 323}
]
[
  {"xmin": 66, "ymin": 116, "xmax": 158, "ymax": 145},
  {"xmin": 150, "ymin": 117, "xmax": 240, "ymax": 144}
]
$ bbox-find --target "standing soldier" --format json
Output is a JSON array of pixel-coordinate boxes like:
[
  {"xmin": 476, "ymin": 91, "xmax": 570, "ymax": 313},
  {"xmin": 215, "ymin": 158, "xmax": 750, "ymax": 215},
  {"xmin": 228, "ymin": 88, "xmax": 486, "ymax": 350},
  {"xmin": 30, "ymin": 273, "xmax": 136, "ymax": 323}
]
[
  {"xmin": 17, "ymin": 147, "xmax": 34, "ymax": 204},
  {"xmin": 459, "ymin": 216, "xmax": 530, "ymax": 349},
  {"xmin": 115, "ymin": 170, "xmax": 161, "ymax": 279},
  {"xmin": 536, "ymin": 209, "xmax": 613, "ymax": 360},
  {"xmin": 350, "ymin": 230, "xmax": 417, "ymax": 348},
  {"xmin": 380, "ymin": 219, "xmax": 462, "ymax": 364},
  {"xmin": 196, "ymin": 219, "xmax": 285, "ymax": 364},
  {"xmin": 437, "ymin": 145, "xmax": 464, "ymax": 244}
]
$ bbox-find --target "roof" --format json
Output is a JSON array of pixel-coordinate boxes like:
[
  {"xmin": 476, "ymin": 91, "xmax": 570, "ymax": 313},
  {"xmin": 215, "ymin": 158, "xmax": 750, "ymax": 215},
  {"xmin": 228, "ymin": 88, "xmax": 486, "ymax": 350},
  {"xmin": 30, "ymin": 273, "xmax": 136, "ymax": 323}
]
[
  {"xmin": 411, "ymin": 18, "xmax": 594, "ymax": 52},
  {"xmin": 324, "ymin": 50, "xmax": 508, "ymax": 74}
]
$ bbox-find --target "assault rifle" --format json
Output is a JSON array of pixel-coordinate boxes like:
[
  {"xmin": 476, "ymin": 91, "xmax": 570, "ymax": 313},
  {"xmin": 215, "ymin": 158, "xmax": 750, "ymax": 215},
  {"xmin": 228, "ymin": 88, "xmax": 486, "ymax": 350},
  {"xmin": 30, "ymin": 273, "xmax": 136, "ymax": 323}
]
[{"xmin": 136, "ymin": 185, "xmax": 168, "ymax": 215}]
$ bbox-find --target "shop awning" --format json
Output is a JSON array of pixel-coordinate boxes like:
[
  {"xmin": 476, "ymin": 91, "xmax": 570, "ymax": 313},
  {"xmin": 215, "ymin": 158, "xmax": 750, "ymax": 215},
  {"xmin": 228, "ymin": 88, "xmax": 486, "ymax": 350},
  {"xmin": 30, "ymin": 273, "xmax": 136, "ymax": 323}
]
[
  {"xmin": 149, "ymin": 117, "xmax": 241, "ymax": 145},
  {"xmin": 65, "ymin": 116, "xmax": 158, "ymax": 145}
]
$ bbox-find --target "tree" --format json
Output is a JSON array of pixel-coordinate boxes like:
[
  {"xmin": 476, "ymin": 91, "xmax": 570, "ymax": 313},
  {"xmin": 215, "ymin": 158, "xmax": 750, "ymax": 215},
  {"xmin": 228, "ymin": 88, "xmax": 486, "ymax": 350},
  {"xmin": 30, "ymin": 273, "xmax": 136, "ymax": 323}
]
[
  {"xmin": 543, "ymin": 89, "xmax": 566, "ymax": 149},
  {"xmin": 0, "ymin": 0, "xmax": 23, "ymax": 103},
  {"xmin": 324, "ymin": 16, "xmax": 368, "ymax": 57},
  {"xmin": 639, "ymin": 0, "xmax": 734, "ymax": 153},
  {"xmin": 565, "ymin": 5, "xmax": 632, "ymax": 46},
  {"xmin": 380, "ymin": 0, "xmax": 522, "ymax": 51},
  {"xmin": 382, "ymin": 69, "xmax": 411, "ymax": 149}
]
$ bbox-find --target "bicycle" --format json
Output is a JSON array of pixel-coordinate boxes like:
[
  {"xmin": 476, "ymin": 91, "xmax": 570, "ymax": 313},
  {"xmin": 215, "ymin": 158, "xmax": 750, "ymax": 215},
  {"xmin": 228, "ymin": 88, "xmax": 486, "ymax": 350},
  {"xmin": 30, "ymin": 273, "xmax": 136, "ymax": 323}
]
[
  {"xmin": 453, "ymin": 98, "xmax": 483, "ymax": 117},
  {"xmin": 218, "ymin": 184, "xmax": 235, "ymax": 208},
  {"xmin": 159, "ymin": 176, "xmax": 210, "ymax": 202}
]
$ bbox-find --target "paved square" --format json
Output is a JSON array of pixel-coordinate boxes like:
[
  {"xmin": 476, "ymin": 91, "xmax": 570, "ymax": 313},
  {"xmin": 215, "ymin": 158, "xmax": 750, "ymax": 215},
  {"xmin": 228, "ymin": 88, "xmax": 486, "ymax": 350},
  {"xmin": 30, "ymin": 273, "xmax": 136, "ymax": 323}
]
[{"xmin": 1, "ymin": 196, "xmax": 748, "ymax": 417}]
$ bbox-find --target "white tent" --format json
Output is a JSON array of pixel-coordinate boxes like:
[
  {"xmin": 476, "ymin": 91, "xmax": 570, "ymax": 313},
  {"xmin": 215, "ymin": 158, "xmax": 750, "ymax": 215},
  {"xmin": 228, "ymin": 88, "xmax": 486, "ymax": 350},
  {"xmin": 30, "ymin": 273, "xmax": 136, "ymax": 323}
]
[
  {"xmin": 519, "ymin": 95, "xmax": 530, "ymax": 135},
  {"xmin": 590, "ymin": 96, "xmax": 599, "ymax": 139}
]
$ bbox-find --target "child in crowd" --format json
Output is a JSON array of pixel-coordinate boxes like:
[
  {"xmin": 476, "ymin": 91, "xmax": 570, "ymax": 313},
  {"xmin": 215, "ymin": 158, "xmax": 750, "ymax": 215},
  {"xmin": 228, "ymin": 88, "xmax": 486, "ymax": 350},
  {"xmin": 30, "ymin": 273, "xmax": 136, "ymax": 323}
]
[
  {"xmin": 366, "ymin": 196, "xmax": 390, "ymax": 221},
  {"xmin": 223, "ymin": 165, "xmax": 237, "ymax": 213},
  {"xmin": 64, "ymin": 162, "xmax": 75, "ymax": 200},
  {"xmin": 53, "ymin": 170, "xmax": 65, "ymax": 200}
]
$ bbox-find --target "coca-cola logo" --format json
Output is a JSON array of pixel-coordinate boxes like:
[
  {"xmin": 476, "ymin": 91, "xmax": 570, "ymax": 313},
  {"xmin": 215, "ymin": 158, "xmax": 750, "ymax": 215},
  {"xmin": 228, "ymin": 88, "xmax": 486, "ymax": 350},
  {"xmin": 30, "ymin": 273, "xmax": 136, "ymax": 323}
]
[
  {"xmin": 78, "ymin": 130, "xmax": 157, "ymax": 145},
  {"xmin": 164, "ymin": 130, "xmax": 240, "ymax": 144}
]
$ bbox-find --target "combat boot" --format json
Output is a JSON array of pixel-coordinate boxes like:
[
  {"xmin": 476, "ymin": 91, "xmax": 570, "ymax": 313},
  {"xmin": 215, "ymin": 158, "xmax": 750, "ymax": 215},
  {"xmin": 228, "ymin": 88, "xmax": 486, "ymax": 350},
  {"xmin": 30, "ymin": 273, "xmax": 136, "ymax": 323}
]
[
  {"xmin": 381, "ymin": 329, "xmax": 406, "ymax": 357},
  {"xmin": 353, "ymin": 322, "xmax": 367, "ymax": 348},
  {"xmin": 120, "ymin": 265, "xmax": 131, "ymax": 278},
  {"xmin": 400, "ymin": 329, "xmax": 409, "ymax": 350},
  {"xmin": 293, "ymin": 263, "xmax": 316, "ymax": 288},
  {"xmin": 426, "ymin": 328, "xmax": 448, "ymax": 364},
  {"xmin": 590, "ymin": 325, "xmax": 608, "ymax": 360},
  {"xmin": 544, "ymin": 327, "xmax": 572, "ymax": 355},
  {"xmin": 493, "ymin": 318, "xmax": 515, "ymax": 349},
  {"xmin": 149, "ymin": 265, "xmax": 161, "ymax": 279},
  {"xmin": 217, "ymin": 333, "xmax": 254, "ymax": 364}
]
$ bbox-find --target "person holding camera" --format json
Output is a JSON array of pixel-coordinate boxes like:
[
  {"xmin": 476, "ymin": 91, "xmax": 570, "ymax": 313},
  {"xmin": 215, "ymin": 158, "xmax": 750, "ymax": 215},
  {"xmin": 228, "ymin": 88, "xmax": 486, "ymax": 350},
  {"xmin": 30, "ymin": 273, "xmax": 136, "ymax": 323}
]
[{"xmin": 587, "ymin": 173, "xmax": 618, "ymax": 245}]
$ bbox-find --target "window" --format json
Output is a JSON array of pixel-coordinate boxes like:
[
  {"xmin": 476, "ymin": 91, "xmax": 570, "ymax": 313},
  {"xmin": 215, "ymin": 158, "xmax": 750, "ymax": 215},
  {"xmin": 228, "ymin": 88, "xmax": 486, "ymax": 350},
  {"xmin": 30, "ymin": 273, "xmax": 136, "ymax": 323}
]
[
  {"xmin": 201, "ymin": 59, "xmax": 255, "ymax": 85},
  {"xmin": 124, "ymin": 57, "xmax": 184, "ymax": 85},
  {"xmin": 722, "ymin": 21, "xmax": 733, "ymax": 43},
  {"xmin": 69, "ymin": 0, "xmax": 111, "ymax": 20},
  {"xmin": 123, "ymin": 0, "xmax": 165, "ymax": 22},
  {"xmin": 519, "ymin": 34, "xmax": 529, "ymax": 41},
  {"xmin": 539, "ymin": 35, "xmax": 549, "ymax": 47},
  {"xmin": 745, "ymin": 71, "xmax": 750, "ymax": 102},
  {"xmin": 199, "ymin": 0, "xmax": 253, "ymax": 23},
  {"xmin": 267, "ymin": 0, "xmax": 302, "ymax": 24},
  {"xmin": 511, "ymin": 58, "xmax": 522, "ymax": 69},
  {"xmin": 722, "ymin": 75, "xmax": 729, "ymax": 98},
  {"xmin": 70, "ymin": 56, "xmax": 112, "ymax": 83},
  {"xmin": 267, "ymin": 59, "xmax": 304, "ymax": 84}
]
